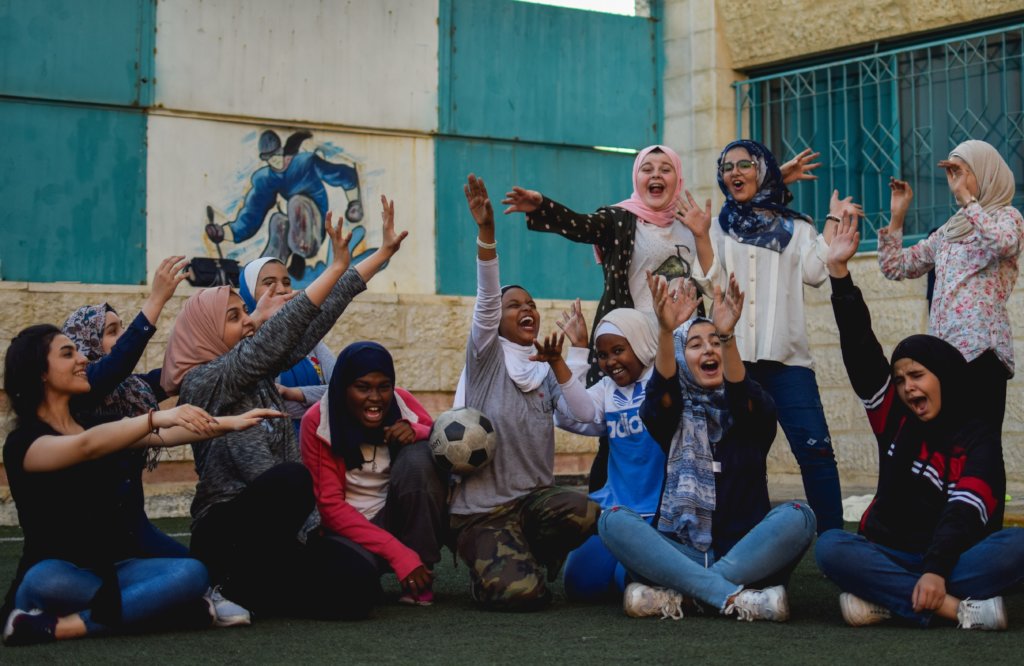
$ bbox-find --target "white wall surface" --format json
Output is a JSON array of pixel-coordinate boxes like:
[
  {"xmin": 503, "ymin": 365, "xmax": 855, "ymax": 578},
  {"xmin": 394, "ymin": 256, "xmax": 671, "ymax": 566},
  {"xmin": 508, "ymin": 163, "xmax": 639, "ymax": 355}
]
[
  {"xmin": 146, "ymin": 113, "xmax": 436, "ymax": 295},
  {"xmin": 154, "ymin": 0, "xmax": 439, "ymax": 132}
]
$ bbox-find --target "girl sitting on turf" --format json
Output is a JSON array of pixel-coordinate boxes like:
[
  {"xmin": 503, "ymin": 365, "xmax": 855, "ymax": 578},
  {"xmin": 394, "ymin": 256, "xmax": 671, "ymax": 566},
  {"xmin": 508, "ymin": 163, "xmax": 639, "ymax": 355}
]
[
  {"xmin": 1, "ymin": 324, "xmax": 278, "ymax": 646},
  {"xmin": 239, "ymin": 256, "xmax": 337, "ymax": 434},
  {"xmin": 60, "ymin": 256, "xmax": 191, "ymax": 558},
  {"xmin": 161, "ymin": 197, "xmax": 405, "ymax": 620},
  {"xmin": 300, "ymin": 341, "xmax": 446, "ymax": 607},
  {"xmin": 450, "ymin": 174, "xmax": 600, "ymax": 611},
  {"xmin": 553, "ymin": 304, "xmax": 665, "ymax": 602},
  {"xmin": 816, "ymin": 215, "xmax": 1024, "ymax": 630},
  {"xmin": 599, "ymin": 273, "xmax": 815, "ymax": 622}
]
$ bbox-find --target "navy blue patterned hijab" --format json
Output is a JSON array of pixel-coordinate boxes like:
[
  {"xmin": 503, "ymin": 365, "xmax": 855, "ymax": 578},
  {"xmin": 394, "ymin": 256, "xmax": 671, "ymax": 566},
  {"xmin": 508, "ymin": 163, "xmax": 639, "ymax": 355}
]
[{"xmin": 716, "ymin": 139, "xmax": 812, "ymax": 252}]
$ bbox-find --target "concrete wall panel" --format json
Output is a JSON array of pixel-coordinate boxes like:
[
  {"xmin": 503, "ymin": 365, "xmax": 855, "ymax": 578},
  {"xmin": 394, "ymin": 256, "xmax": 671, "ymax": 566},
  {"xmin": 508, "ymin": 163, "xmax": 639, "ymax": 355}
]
[{"xmin": 154, "ymin": 0, "xmax": 439, "ymax": 132}]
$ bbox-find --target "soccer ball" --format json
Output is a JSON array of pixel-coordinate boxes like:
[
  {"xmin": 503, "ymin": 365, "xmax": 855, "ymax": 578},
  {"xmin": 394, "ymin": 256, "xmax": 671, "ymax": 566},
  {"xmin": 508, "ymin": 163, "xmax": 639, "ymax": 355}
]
[{"xmin": 429, "ymin": 407, "xmax": 496, "ymax": 475}]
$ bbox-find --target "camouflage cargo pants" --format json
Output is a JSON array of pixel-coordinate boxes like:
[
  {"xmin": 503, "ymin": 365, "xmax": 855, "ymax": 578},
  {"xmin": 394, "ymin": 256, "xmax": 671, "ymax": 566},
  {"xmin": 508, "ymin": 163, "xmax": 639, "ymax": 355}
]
[{"xmin": 451, "ymin": 487, "xmax": 600, "ymax": 611}]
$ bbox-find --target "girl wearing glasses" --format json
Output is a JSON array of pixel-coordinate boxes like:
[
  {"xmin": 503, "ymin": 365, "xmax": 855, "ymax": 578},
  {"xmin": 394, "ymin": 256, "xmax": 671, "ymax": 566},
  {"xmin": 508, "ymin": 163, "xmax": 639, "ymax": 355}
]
[{"xmin": 688, "ymin": 139, "xmax": 859, "ymax": 534}]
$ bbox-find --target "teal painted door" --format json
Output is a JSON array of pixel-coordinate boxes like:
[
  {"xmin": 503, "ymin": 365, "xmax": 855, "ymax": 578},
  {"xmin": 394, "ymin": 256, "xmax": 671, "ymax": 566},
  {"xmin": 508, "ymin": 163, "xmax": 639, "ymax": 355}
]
[
  {"xmin": 436, "ymin": 137, "xmax": 635, "ymax": 299},
  {"xmin": 436, "ymin": 0, "xmax": 662, "ymax": 298},
  {"xmin": 0, "ymin": 99, "xmax": 148, "ymax": 284},
  {"xmin": 0, "ymin": 0, "xmax": 155, "ymax": 106},
  {"xmin": 439, "ymin": 0, "xmax": 660, "ymax": 148}
]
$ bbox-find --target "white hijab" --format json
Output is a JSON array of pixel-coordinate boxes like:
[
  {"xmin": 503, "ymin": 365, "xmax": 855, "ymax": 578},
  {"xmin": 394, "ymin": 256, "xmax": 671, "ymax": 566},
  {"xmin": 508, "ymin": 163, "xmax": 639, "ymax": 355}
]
[{"xmin": 453, "ymin": 337, "xmax": 550, "ymax": 407}]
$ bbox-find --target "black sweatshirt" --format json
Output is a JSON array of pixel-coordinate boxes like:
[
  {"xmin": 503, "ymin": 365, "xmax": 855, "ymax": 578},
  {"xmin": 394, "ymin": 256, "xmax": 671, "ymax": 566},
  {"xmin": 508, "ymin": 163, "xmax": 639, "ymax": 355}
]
[{"xmin": 830, "ymin": 273, "xmax": 1004, "ymax": 577}]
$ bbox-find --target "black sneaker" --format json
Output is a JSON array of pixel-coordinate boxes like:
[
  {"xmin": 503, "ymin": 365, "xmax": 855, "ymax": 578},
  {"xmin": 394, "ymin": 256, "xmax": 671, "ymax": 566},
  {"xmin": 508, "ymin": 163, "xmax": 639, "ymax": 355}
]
[{"xmin": 3, "ymin": 609, "xmax": 58, "ymax": 646}]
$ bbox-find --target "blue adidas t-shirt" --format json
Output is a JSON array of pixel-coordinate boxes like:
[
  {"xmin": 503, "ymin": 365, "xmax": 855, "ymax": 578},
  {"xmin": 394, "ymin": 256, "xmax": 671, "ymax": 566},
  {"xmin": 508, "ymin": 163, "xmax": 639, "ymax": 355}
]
[{"xmin": 556, "ymin": 362, "xmax": 666, "ymax": 515}]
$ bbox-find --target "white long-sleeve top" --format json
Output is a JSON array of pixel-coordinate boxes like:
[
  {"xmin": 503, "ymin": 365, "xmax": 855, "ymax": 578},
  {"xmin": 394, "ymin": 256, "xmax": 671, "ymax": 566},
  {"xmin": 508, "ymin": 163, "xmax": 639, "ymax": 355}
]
[
  {"xmin": 451, "ymin": 257, "xmax": 595, "ymax": 515},
  {"xmin": 692, "ymin": 218, "xmax": 829, "ymax": 369}
]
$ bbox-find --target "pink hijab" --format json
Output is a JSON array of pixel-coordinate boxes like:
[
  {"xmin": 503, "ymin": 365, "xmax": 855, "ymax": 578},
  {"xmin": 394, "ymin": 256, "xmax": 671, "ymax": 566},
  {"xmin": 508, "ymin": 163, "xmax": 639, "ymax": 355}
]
[
  {"xmin": 161, "ymin": 286, "xmax": 232, "ymax": 395},
  {"xmin": 614, "ymin": 144, "xmax": 685, "ymax": 227}
]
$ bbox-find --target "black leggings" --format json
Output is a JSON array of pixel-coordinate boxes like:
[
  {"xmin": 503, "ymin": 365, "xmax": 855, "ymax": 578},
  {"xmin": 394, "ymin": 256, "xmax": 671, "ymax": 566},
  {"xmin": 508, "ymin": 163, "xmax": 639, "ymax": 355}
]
[
  {"xmin": 190, "ymin": 462, "xmax": 381, "ymax": 620},
  {"xmin": 966, "ymin": 350, "xmax": 1010, "ymax": 433}
]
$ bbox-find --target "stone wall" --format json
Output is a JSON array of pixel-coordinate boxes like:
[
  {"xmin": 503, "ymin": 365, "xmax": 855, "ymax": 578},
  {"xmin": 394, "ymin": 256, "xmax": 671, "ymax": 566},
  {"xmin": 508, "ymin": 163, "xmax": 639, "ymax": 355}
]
[
  {"xmin": 4, "ymin": 251, "xmax": 1024, "ymax": 485},
  {"xmin": 715, "ymin": 0, "xmax": 1023, "ymax": 70}
]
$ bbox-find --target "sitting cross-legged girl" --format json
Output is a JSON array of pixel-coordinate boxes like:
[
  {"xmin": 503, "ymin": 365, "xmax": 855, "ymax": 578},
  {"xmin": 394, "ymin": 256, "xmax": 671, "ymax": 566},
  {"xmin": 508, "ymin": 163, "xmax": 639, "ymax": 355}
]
[
  {"xmin": 450, "ymin": 175, "xmax": 600, "ymax": 611},
  {"xmin": 598, "ymin": 273, "xmax": 815, "ymax": 622},
  {"xmin": 161, "ymin": 196, "xmax": 406, "ymax": 620},
  {"xmin": 1, "ymin": 324, "xmax": 278, "ymax": 646},
  {"xmin": 300, "ymin": 341, "xmax": 447, "ymax": 607},
  {"xmin": 816, "ymin": 215, "xmax": 1024, "ymax": 630},
  {"xmin": 553, "ymin": 304, "xmax": 665, "ymax": 602}
]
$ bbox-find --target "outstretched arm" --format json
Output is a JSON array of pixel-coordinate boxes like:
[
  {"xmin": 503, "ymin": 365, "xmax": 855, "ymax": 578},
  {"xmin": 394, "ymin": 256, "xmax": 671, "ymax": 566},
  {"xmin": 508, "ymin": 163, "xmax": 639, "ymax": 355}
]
[{"xmin": 22, "ymin": 405, "xmax": 283, "ymax": 473}]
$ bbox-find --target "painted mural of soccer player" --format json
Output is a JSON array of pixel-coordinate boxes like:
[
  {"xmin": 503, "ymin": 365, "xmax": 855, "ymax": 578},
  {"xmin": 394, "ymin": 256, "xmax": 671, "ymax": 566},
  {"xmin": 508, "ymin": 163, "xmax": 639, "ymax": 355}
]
[{"xmin": 205, "ymin": 129, "xmax": 371, "ymax": 281}]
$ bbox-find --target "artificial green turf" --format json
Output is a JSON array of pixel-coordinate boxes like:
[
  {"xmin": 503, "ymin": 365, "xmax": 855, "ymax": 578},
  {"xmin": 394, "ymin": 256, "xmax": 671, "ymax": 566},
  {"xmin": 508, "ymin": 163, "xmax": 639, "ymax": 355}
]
[{"xmin": 1, "ymin": 519, "xmax": 1022, "ymax": 665}]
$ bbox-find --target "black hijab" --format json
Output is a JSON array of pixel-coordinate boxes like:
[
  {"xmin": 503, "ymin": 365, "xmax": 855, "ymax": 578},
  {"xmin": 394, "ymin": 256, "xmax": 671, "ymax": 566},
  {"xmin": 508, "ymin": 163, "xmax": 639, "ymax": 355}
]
[
  {"xmin": 890, "ymin": 334, "xmax": 973, "ymax": 443},
  {"xmin": 327, "ymin": 341, "xmax": 402, "ymax": 470}
]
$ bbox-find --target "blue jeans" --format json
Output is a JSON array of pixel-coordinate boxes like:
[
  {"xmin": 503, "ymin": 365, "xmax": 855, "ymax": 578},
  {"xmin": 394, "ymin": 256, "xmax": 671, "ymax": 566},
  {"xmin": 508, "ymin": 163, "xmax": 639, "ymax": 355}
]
[
  {"xmin": 14, "ymin": 557, "xmax": 209, "ymax": 634},
  {"xmin": 816, "ymin": 528, "xmax": 1024, "ymax": 627},
  {"xmin": 599, "ymin": 502, "xmax": 816, "ymax": 610},
  {"xmin": 745, "ymin": 361, "xmax": 843, "ymax": 533}
]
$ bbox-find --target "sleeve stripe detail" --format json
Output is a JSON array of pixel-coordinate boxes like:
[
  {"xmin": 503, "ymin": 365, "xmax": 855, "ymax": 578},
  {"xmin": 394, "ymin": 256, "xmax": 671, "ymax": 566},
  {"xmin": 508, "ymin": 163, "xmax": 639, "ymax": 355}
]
[
  {"xmin": 950, "ymin": 491, "xmax": 989, "ymax": 525},
  {"xmin": 862, "ymin": 376, "xmax": 891, "ymax": 410}
]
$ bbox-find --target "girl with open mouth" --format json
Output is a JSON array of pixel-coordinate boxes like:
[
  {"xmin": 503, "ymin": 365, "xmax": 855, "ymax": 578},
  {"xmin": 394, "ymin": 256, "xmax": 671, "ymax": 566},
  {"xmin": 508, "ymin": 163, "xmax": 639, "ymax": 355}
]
[
  {"xmin": 689, "ymin": 139, "xmax": 860, "ymax": 535},
  {"xmin": 816, "ymin": 215, "xmax": 1024, "ymax": 631},
  {"xmin": 598, "ymin": 272, "xmax": 815, "ymax": 622}
]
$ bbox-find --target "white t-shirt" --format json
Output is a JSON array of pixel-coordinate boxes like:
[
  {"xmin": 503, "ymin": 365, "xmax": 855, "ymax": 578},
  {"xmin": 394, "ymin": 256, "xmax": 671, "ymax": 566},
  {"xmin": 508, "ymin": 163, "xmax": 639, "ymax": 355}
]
[
  {"xmin": 344, "ymin": 444, "xmax": 392, "ymax": 520},
  {"xmin": 628, "ymin": 221, "xmax": 697, "ymax": 312}
]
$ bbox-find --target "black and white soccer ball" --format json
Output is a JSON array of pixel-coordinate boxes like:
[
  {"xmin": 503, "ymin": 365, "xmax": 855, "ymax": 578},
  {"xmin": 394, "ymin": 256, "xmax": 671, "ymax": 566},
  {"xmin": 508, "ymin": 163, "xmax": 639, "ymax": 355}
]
[{"xmin": 429, "ymin": 407, "xmax": 496, "ymax": 475}]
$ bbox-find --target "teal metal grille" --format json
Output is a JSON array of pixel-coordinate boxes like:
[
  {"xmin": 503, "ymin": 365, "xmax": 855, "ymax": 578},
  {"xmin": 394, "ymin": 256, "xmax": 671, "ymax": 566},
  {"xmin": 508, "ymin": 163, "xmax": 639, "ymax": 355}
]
[{"xmin": 735, "ymin": 23, "xmax": 1024, "ymax": 250}]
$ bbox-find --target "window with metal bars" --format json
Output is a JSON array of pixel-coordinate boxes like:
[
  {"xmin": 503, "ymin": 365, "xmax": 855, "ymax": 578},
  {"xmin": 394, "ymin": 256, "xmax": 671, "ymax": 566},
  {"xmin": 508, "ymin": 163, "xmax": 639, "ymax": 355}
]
[{"xmin": 734, "ymin": 23, "xmax": 1024, "ymax": 250}]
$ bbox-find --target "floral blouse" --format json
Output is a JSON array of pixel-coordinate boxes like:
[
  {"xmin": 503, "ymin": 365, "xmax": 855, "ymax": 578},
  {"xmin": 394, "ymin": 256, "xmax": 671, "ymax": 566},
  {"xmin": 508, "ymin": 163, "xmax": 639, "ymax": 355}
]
[{"xmin": 877, "ymin": 203, "xmax": 1024, "ymax": 375}]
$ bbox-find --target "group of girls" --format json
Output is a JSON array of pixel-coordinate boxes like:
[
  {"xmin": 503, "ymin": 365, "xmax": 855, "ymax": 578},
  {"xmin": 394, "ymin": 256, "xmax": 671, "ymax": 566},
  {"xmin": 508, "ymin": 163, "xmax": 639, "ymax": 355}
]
[
  {"xmin": 3, "ymin": 134, "xmax": 1024, "ymax": 647},
  {"xmin": 494, "ymin": 136, "xmax": 1024, "ymax": 628}
]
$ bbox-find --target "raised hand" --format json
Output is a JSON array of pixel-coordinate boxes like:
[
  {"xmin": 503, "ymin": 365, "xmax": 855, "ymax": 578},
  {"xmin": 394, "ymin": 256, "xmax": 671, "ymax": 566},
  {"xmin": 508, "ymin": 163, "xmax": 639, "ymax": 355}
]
[
  {"xmin": 889, "ymin": 177, "xmax": 913, "ymax": 229},
  {"xmin": 675, "ymin": 190, "xmax": 712, "ymax": 239},
  {"xmin": 150, "ymin": 256, "xmax": 189, "ymax": 304},
  {"xmin": 781, "ymin": 148, "xmax": 822, "ymax": 185},
  {"xmin": 214, "ymin": 408, "xmax": 288, "ymax": 433},
  {"xmin": 556, "ymin": 298, "xmax": 588, "ymax": 348},
  {"xmin": 826, "ymin": 213, "xmax": 861, "ymax": 278},
  {"xmin": 501, "ymin": 186, "xmax": 543, "ymax": 215},
  {"xmin": 647, "ymin": 272, "xmax": 699, "ymax": 333},
  {"xmin": 711, "ymin": 273, "xmax": 745, "ymax": 335},
  {"xmin": 938, "ymin": 159, "xmax": 973, "ymax": 207},
  {"xmin": 529, "ymin": 332, "xmax": 566, "ymax": 365},
  {"xmin": 383, "ymin": 421, "xmax": 416, "ymax": 447},
  {"xmin": 142, "ymin": 255, "xmax": 190, "ymax": 325},
  {"xmin": 325, "ymin": 210, "xmax": 354, "ymax": 272},
  {"xmin": 464, "ymin": 174, "xmax": 495, "ymax": 229},
  {"xmin": 378, "ymin": 194, "xmax": 408, "ymax": 257},
  {"xmin": 250, "ymin": 284, "xmax": 298, "ymax": 329},
  {"xmin": 828, "ymin": 189, "xmax": 863, "ymax": 221}
]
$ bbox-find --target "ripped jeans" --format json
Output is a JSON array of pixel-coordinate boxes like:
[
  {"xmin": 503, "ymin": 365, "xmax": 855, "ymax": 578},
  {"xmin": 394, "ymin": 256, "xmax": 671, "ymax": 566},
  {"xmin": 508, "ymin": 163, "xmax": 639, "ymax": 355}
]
[{"xmin": 745, "ymin": 361, "xmax": 843, "ymax": 533}]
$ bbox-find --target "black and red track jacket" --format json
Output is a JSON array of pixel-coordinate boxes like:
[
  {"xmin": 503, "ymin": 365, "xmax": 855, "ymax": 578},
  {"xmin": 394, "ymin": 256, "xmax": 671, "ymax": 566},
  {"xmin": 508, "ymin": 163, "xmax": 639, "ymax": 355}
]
[{"xmin": 830, "ymin": 274, "xmax": 1005, "ymax": 578}]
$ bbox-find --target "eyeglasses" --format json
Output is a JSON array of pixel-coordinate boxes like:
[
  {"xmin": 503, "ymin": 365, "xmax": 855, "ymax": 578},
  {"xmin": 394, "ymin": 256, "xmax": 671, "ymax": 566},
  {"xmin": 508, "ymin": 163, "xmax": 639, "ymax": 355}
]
[{"xmin": 719, "ymin": 160, "xmax": 756, "ymax": 174}]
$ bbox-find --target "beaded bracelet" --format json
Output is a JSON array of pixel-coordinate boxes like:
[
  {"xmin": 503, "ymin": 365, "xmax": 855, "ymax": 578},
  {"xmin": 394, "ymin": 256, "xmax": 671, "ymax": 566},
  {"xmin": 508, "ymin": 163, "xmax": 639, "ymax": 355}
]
[{"xmin": 476, "ymin": 237, "xmax": 497, "ymax": 250}]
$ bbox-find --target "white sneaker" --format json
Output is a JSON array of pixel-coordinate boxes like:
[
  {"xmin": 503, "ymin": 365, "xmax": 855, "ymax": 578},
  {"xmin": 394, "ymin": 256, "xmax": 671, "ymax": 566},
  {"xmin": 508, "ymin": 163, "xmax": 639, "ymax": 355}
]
[
  {"xmin": 957, "ymin": 597, "xmax": 1007, "ymax": 631},
  {"xmin": 724, "ymin": 585, "xmax": 789, "ymax": 622},
  {"xmin": 206, "ymin": 586, "xmax": 252, "ymax": 627},
  {"xmin": 839, "ymin": 593, "xmax": 891, "ymax": 626},
  {"xmin": 623, "ymin": 583, "xmax": 685, "ymax": 620}
]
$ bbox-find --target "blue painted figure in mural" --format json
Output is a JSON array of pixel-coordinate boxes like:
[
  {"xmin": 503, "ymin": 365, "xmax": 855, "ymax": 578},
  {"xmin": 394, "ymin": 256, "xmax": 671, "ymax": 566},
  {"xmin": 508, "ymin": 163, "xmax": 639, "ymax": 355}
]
[{"xmin": 205, "ymin": 130, "xmax": 368, "ymax": 281}]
